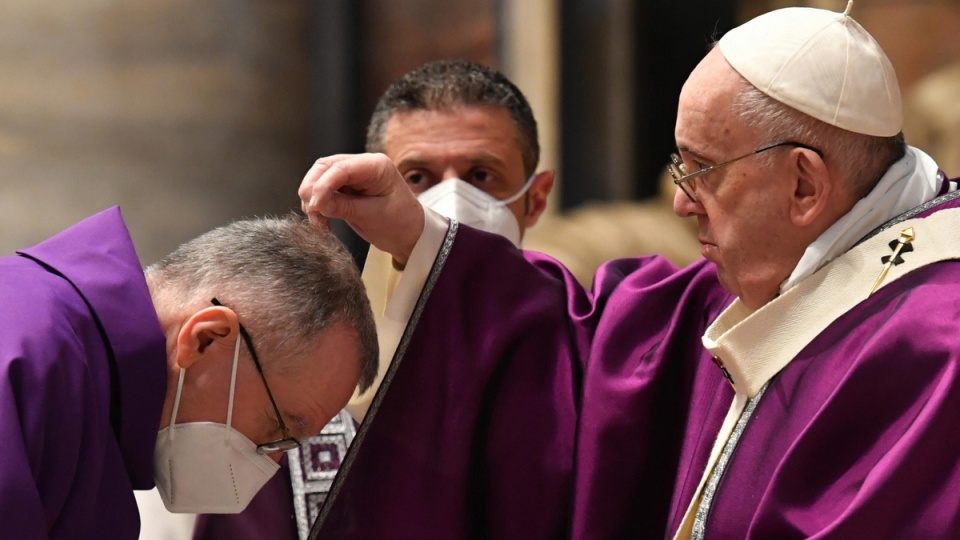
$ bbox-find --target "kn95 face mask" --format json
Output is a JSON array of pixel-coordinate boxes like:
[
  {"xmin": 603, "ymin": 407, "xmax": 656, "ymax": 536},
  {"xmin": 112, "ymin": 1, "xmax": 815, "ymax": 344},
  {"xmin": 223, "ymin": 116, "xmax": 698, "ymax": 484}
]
[
  {"xmin": 417, "ymin": 175, "xmax": 535, "ymax": 246},
  {"xmin": 153, "ymin": 336, "xmax": 281, "ymax": 514}
]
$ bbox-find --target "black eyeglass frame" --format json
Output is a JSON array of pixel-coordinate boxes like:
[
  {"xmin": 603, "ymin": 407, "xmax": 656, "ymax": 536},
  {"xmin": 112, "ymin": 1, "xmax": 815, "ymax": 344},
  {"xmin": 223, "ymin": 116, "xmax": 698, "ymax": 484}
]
[
  {"xmin": 669, "ymin": 141, "xmax": 825, "ymax": 203},
  {"xmin": 211, "ymin": 298, "xmax": 301, "ymax": 455}
]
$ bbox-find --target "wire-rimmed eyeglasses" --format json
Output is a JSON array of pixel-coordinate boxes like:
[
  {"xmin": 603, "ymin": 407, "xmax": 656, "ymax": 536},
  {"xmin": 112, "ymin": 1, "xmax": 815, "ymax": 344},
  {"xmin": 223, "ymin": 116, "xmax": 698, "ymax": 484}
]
[
  {"xmin": 669, "ymin": 141, "xmax": 824, "ymax": 203},
  {"xmin": 211, "ymin": 298, "xmax": 301, "ymax": 455}
]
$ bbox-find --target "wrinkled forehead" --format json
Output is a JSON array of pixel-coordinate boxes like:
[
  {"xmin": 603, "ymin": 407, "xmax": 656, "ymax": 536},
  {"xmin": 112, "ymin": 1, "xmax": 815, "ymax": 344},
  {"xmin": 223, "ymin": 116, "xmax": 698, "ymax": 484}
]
[{"xmin": 675, "ymin": 48, "xmax": 750, "ymax": 151}]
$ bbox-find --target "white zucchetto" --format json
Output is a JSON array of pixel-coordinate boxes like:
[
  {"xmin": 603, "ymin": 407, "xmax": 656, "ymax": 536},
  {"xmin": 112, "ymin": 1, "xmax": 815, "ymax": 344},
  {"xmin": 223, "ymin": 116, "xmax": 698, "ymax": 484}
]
[{"xmin": 719, "ymin": 0, "xmax": 902, "ymax": 137}]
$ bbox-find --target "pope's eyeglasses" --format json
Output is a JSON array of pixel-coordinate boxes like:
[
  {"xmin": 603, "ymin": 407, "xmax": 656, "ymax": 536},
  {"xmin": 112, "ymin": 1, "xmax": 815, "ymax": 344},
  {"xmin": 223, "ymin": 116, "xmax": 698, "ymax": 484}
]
[{"xmin": 669, "ymin": 141, "xmax": 824, "ymax": 203}]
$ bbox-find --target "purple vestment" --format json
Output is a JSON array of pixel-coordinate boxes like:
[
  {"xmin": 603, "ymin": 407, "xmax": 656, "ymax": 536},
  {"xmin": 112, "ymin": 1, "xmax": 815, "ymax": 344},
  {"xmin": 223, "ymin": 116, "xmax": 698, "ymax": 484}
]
[
  {"xmin": 313, "ymin": 189, "xmax": 960, "ymax": 538},
  {"xmin": 311, "ymin": 223, "xmax": 732, "ymax": 539},
  {"xmin": 0, "ymin": 207, "xmax": 167, "ymax": 539}
]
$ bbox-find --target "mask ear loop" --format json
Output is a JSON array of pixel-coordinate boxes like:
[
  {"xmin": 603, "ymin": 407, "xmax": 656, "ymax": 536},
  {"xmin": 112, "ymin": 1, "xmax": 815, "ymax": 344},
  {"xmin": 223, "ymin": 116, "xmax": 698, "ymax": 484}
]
[
  {"xmin": 167, "ymin": 368, "xmax": 188, "ymax": 442},
  {"xmin": 496, "ymin": 173, "xmax": 537, "ymax": 206},
  {"xmin": 225, "ymin": 334, "xmax": 242, "ymax": 438}
]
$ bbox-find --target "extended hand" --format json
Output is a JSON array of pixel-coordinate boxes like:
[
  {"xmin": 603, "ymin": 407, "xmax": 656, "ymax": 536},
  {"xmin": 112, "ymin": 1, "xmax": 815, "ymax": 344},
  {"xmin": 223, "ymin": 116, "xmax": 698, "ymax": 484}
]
[{"xmin": 299, "ymin": 153, "xmax": 424, "ymax": 266}]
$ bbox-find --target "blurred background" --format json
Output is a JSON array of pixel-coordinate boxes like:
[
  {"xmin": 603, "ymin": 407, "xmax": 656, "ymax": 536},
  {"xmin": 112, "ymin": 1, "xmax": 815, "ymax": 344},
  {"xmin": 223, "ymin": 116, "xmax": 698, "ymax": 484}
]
[{"xmin": 3, "ymin": 0, "xmax": 959, "ymax": 281}]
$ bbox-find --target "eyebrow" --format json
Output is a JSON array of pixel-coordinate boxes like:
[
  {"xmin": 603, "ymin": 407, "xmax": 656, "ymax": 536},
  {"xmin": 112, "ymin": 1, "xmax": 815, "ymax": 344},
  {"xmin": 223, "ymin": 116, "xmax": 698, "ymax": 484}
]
[
  {"xmin": 394, "ymin": 157, "xmax": 431, "ymax": 170},
  {"xmin": 395, "ymin": 151, "xmax": 508, "ymax": 171},
  {"xmin": 464, "ymin": 151, "xmax": 507, "ymax": 167},
  {"xmin": 677, "ymin": 145, "xmax": 715, "ymax": 165}
]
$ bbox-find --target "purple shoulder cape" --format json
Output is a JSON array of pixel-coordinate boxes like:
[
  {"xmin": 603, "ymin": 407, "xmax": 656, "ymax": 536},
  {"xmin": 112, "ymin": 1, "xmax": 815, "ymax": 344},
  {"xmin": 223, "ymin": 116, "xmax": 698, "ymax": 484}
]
[{"xmin": 1, "ymin": 207, "xmax": 167, "ymax": 538}]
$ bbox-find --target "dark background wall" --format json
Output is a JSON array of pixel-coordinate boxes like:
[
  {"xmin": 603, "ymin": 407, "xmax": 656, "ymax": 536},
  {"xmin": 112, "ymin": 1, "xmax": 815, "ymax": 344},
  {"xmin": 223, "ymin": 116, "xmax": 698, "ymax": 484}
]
[
  {"xmin": 4, "ymin": 0, "xmax": 957, "ymax": 267},
  {"xmin": 0, "ymin": 0, "xmax": 311, "ymax": 265}
]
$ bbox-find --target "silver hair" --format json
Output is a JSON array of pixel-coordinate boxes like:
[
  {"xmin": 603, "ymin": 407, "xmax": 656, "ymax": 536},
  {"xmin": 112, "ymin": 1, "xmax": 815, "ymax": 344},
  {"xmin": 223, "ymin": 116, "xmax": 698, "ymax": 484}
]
[
  {"xmin": 145, "ymin": 214, "xmax": 378, "ymax": 392},
  {"xmin": 732, "ymin": 79, "xmax": 906, "ymax": 199}
]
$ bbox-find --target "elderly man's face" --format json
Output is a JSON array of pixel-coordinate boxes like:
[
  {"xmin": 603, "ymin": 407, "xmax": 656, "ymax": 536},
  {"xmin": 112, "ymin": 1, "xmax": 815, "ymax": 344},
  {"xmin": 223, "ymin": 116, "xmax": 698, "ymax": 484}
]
[
  {"xmin": 673, "ymin": 48, "xmax": 803, "ymax": 309},
  {"xmin": 381, "ymin": 105, "xmax": 553, "ymax": 237},
  {"xmin": 161, "ymin": 319, "xmax": 362, "ymax": 462}
]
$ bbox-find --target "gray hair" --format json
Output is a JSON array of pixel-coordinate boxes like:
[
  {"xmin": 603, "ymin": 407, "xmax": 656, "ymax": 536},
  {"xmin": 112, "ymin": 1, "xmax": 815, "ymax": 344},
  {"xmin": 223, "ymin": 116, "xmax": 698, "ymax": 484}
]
[
  {"xmin": 732, "ymin": 79, "xmax": 906, "ymax": 200},
  {"xmin": 145, "ymin": 214, "xmax": 378, "ymax": 392},
  {"xmin": 366, "ymin": 59, "xmax": 540, "ymax": 177}
]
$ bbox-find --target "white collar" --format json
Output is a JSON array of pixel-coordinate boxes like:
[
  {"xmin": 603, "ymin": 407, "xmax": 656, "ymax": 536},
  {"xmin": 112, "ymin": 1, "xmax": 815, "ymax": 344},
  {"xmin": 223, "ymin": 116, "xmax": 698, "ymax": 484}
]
[
  {"xmin": 780, "ymin": 146, "xmax": 942, "ymax": 292},
  {"xmin": 705, "ymin": 205, "xmax": 960, "ymax": 398}
]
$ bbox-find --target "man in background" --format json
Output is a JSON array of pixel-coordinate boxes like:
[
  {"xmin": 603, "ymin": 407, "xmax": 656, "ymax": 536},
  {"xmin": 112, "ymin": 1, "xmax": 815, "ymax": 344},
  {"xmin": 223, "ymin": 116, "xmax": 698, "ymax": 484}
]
[{"xmin": 192, "ymin": 59, "xmax": 555, "ymax": 540}]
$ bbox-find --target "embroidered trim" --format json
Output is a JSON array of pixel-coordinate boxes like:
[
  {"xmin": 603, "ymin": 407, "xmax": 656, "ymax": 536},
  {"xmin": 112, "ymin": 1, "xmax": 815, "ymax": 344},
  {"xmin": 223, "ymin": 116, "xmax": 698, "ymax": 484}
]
[
  {"xmin": 858, "ymin": 184, "xmax": 960, "ymax": 245},
  {"xmin": 692, "ymin": 382, "xmax": 769, "ymax": 540},
  {"xmin": 290, "ymin": 410, "xmax": 358, "ymax": 539}
]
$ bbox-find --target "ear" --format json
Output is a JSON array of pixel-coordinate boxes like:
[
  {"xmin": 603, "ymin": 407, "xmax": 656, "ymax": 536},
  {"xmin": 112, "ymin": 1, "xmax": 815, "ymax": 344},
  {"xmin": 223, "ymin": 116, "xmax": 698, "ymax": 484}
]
[
  {"xmin": 174, "ymin": 305, "xmax": 239, "ymax": 370},
  {"xmin": 521, "ymin": 170, "xmax": 556, "ymax": 228},
  {"xmin": 788, "ymin": 148, "xmax": 831, "ymax": 227}
]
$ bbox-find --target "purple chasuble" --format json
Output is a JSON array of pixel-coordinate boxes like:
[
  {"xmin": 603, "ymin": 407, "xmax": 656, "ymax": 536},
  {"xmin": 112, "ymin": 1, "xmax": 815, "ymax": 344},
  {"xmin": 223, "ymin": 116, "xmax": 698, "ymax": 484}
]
[
  {"xmin": 0, "ymin": 207, "xmax": 167, "ymax": 539},
  {"xmin": 315, "ymin": 183, "xmax": 960, "ymax": 538},
  {"xmin": 311, "ymin": 223, "xmax": 732, "ymax": 539}
]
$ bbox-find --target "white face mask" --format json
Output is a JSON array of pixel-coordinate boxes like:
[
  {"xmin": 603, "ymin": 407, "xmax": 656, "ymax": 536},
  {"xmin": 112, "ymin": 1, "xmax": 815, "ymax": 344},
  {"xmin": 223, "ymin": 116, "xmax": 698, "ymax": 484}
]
[
  {"xmin": 153, "ymin": 336, "xmax": 281, "ymax": 514},
  {"xmin": 417, "ymin": 175, "xmax": 536, "ymax": 247}
]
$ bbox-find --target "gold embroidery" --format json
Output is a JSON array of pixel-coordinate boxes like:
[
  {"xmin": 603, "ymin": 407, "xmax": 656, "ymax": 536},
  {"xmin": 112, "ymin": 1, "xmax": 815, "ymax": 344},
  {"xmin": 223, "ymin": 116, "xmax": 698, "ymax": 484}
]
[{"xmin": 870, "ymin": 227, "xmax": 915, "ymax": 295}]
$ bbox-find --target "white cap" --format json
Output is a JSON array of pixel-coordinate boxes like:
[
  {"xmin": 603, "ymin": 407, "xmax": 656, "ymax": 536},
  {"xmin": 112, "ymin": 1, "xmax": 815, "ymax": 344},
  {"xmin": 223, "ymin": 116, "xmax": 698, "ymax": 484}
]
[{"xmin": 718, "ymin": 0, "xmax": 902, "ymax": 137}]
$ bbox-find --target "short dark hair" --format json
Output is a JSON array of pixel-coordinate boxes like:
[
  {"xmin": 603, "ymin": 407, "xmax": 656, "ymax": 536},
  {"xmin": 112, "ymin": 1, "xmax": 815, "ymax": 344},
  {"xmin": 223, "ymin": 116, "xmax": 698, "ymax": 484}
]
[
  {"xmin": 146, "ymin": 214, "xmax": 378, "ymax": 391},
  {"xmin": 366, "ymin": 59, "xmax": 540, "ymax": 177}
]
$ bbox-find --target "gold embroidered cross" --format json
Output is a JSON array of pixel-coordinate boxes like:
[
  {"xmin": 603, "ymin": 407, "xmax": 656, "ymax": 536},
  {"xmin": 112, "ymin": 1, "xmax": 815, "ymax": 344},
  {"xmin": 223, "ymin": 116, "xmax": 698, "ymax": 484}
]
[{"xmin": 870, "ymin": 227, "xmax": 915, "ymax": 295}]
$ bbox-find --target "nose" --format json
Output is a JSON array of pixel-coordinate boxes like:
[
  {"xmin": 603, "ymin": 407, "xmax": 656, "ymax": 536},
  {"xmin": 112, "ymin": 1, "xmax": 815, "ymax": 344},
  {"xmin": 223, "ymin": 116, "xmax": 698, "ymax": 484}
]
[
  {"xmin": 673, "ymin": 186, "xmax": 702, "ymax": 218},
  {"xmin": 440, "ymin": 167, "xmax": 462, "ymax": 182}
]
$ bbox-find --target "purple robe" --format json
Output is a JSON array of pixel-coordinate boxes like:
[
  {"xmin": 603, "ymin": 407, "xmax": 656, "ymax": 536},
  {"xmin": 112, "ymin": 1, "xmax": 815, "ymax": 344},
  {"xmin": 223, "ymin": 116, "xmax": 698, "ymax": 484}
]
[
  {"xmin": 314, "ymin": 189, "xmax": 960, "ymax": 538},
  {"xmin": 0, "ymin": 207, "xmax": 167, "ymax": 539},
  {"xmin": 311, "ymin": 223, "xmax": 731, "ymax": 539}
]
